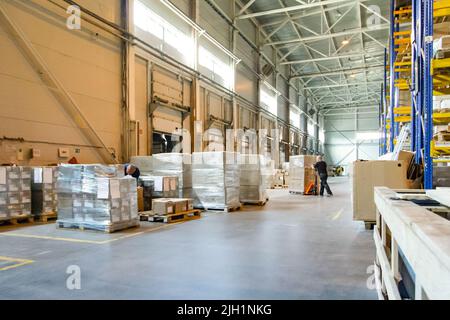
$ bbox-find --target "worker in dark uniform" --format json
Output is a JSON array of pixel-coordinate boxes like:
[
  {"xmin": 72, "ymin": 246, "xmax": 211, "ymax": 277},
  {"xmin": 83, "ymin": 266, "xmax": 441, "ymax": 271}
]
[
  {"xmin": 124, "ymin": 164, "xmax": 140, "ymax": 180},
  {"xmin": 313, "ymin": 156, "xmax": 333, "ymax": 197}
]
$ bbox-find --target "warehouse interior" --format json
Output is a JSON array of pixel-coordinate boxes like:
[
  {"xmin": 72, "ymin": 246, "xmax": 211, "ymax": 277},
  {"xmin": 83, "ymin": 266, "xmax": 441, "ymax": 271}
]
[{"xmin": 0, "ymin": 0, "xmax": 449, "ymax": 301}]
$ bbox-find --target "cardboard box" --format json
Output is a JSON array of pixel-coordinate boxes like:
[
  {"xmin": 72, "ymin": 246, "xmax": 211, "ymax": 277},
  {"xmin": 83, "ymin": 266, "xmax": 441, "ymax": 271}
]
[
  {"xmin": 137, "ymin": 187, "xmax": 144, "ymax": 212},
  {"xmin": 351, "ymin": 160, "xmax": 410, "ymax": 222},
  {"xmin": 435, "ymin": 22, "xmax": 450, "ymax": 38},
  {"xmin": 152, "ymin": 199, "xmax": 175, "ymax": 216}
]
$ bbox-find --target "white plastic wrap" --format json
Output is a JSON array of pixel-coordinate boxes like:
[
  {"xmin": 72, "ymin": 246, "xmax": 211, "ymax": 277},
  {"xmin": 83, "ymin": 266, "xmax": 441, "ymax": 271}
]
[
  {"xmin": 152, "ymin": 153, "xmax": 192, "ymax": 198},
  {"xmin": 31, "ymin": 167, "xmax": 58, "ymax": 216},
  {"xmin": 191, "ymin": 152, "xmax": 241, "ymax": 210},
  {"xmin": 240, "ymin": 154, "xmax": 272, "ymax": 203},
  {"xmin": 56, "ymin": 164, "xmax": 138, "ymax": 232},
  {"xmin": 289, "ymin": 155, "xmax": 317, "ymax": 193},
  {"xmin": 0, "ymin": 167, "xmax": 32, "ymax": 221},
  {"xmin": 130, "ymin": 156, "xmax": 153, "ymax": 175}
]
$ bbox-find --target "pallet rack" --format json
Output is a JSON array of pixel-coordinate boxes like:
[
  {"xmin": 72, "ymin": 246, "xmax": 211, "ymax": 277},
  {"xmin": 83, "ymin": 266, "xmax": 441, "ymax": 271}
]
[{"xmin": 382, "ymin": 0, "xmax": 450, "ymax": 189}]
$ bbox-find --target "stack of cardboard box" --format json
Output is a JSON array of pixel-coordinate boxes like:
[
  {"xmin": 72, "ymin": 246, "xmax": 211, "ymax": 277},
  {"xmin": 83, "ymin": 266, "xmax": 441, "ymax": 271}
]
[
  {"xmin": 31, "ymin": 166, "xmax": 58, "ymax": 217},
  {"xmin": 351, "ymin": 155, "xmax": 414, "ymax": 223},
  {"xmin": 152, "ymin": 198, "xmax": 194, "ymax": 216},
  {"xmin": 239, "ymin": 154, "xmax": 272, "ymax": 203},
  {"xmin": 0, "ymin": 167, "xmax": 32, "ymax": 221},
  {"xmin": 288, "ymin": 155, "xmax": 317, "ymax": 193},
  {"xmin": 56, "ymin": 164, "xmax": 139, "ymax": 232},
  {"xmin": 191, "ymin": 152, "xmax": 241, "ymax": 210},
  {"xmin": 152, "ymin": 153, "xmax": 192, "ymax": 198}
]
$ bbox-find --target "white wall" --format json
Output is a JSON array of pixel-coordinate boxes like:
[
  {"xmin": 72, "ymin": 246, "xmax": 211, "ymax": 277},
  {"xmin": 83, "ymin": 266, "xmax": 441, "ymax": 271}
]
[
  {"xmin": 324, "ymin": 114, "xmax": 380, "ymax": 172},
  {"xmin": 0, "ymin": 0, "xmax": 123, "ymax": 165}
]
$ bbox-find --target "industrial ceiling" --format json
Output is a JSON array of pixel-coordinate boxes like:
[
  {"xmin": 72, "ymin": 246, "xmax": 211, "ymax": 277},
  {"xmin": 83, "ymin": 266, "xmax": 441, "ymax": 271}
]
[{"xmin": 236, "ymin": 0, "xmax": 389, "ymax": 116}]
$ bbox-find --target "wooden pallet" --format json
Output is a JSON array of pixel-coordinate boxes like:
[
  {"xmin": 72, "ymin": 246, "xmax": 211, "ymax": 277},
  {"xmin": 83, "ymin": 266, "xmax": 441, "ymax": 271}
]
[
  {"xmin": 36, "ymin": 212, "xmax": 57, "ymax": 223},
  {"xmin": 271, "ymin": 185, "xmax": 288, "ymax": 189},
  {"xmin": 289, "ymin": 190, "xmax": 305, "ymax": 195},
  {"xmin": 0, "ymin": 215, "xmax": 34, "ymax": 226},
  {"xmin": 196, "ymin": 205, "xmax": 241, "ymax": 213},
  {"xmin": 56, "ymin": 219, "xmax": 139, "ymax": 233},
  {"xmin": 241, "ymin": 199, "xmax": 268, "ymax": 206},
  {"xmin": 143, "ymin": 209, "xmax": 201, "ymax": 223}
]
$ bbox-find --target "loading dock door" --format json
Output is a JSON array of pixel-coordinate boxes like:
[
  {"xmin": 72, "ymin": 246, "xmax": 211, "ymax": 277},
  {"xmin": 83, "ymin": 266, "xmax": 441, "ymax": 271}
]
[{"xmin": 150, "ymin": 65, "xmax": 192, "ymax": 153}]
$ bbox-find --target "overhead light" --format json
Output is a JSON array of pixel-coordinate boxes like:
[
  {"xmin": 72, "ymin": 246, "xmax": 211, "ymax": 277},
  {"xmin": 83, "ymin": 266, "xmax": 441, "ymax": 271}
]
[
  {"xmin": 350, "ymin": 73, "xmax": 356, "ymax": 78},
  {"xmin": 342, "ymin": 39, "xmax": 350, "ymax": 45}
]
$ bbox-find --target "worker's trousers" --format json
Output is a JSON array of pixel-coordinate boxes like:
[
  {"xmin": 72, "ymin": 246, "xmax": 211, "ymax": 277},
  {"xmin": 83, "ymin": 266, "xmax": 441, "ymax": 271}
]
[{"xmin": 319, "ymin": 174, "xmax": 333, "ymax": 196}]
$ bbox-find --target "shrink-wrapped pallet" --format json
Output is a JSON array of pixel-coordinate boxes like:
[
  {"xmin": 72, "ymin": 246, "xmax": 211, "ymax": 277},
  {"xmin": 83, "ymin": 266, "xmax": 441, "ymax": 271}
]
[
  {"xmin": 191, "ymin": 152, "xmax": 240, "ymax": 210},
  {"xmin": 130, "ymin": 156, "xmax": 153, "ymax": 175},
  {"xmin": 289, "ymin": 155, "xmax": 317, "ymax": 193},
  {"xmin": 152, "ymin": 153, "xmax": 192, "ymax": 198},
  {"xmin": 0, "ymin": 167, "xmax": 32, "ymax": 221},
  {"xmin": 31, "ymin": 167, "xmax": 58, "ymax": 217},
  {"xmin": 240, "ymin": 154, "xmax": 272, "ymax": 203},
  {"xmin": 56, "ymin": 164, "xmax": 138, "ymax": 233}
]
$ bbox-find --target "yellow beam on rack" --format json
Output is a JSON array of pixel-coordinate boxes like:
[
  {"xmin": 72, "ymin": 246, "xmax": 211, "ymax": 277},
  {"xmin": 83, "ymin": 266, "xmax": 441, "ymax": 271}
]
[
  {"xmin": 434, "ymin": 0, "xmax": 450, "ymax": 17},
  {"xmin": 395, "ymin": 68, "xmax": 412, "ymax": 73},
  {"xmin": 432, "ymin": 58, "xmax": 450, "ymax": 74},
  {"xmin": 394, "ymin": 38, "xmax": 411, "ymax": 45},
  {"xmin": 394, "ymin": 107, "xmax": 412, "ymax": 114},
  {"xmin": 394, "ymin": 61, "xmax": 412, "ymax": 66},
  {"xmin": 394, "ymin": 116, "xmax": 411, "ymax": 123},
  {"xmin": 434, "ymin": 112, "xmax": 450, "ymax": 124},
  {"xmin": 394, "ymin": 30, "xmax": 412, "ymax": 36}
]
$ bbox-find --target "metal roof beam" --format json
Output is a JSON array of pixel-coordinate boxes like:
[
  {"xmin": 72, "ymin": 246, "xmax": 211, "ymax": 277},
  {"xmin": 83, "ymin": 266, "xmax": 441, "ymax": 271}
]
[
  {"xmin": 236, "ymin": 0, "xmax": 371, "ymax": 20},
  {"xmin": 281, "ymin": 51, "xmax": 384, "ymax": 65},
  {"xmin": 266, "ymin": 25, "xmax": 390, "ymax": 47}
]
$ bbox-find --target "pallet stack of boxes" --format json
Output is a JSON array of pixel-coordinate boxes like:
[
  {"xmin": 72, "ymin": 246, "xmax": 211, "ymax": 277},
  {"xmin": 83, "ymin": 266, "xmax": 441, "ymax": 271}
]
[
  {"xmin": 31, "ymin": 167, "xmax": 58, "ymax": 218},
  {"xmin": 191, "ymin": 151, "xmax": 241, "ymax": 210},
  {"xmin": 288, "ymin": 155, "xmax": 317, "ymax": 194},
  {"xmin": 152, "ymin": 198, "xmax": 194, "ymax": 216},
  {"xmin": 152, "ymin": 153, "xmax": 192, "ymax": 198},
  {"xmin": 56, "ymin": 164, "xmax": 139, "ymax": 232},
  {"xmin": 240, "ymin": 154, "xmax": 272, "ymax": 204},
  {"xmin": 0, "ymin": 167, "xmax": 32, "ymax": 222}
]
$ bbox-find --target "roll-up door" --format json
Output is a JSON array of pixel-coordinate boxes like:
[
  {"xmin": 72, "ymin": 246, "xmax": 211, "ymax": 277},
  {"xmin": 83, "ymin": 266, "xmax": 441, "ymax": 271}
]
[
  {"xmin": 237, "ymin": 100, "xmax": 258, "ymax": 154},
  {"xmin": 279, "ymin": 124, "xmax": 289, "ymax": 164},
  {"xmin": 150, "ymin": 65, "xmax": 192, "ymax": 153},
  {"xmin": 290, "ymin": 129, "xmax": 300, "ymax": 156},
  {"xmin": 259, "ymin": 113, "xmax": 276, "ymax": 158},
  {"xmin": 202, "ymin": 86, "xmax": 233, "ymax": 151}
]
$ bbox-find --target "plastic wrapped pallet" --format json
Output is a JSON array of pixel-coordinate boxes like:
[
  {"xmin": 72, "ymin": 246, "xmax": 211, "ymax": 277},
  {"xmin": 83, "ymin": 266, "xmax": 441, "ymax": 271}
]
[
  {"xmin": 240, "ymin": 154, "xmax": 272, "ymax": 203},
  {"xmin": 152, "ymin": 153, "xmax": 192, "ymax": 198},
  {"xmin": 289, "ymin": 155, "xmax": 317, "ymax": 193},
  {"xmin": 140, "ymin": 175, "xmax": 178, "ymax": 198},
  {"xmin": 31, "ymin": 167, "xmax": 58, "ymax": 217},
  {"xmin": 191, "ymin": 152, "xmax": 241, "ymax": 210},
  {"xmin": 130, "ymin": 156, "xmax": 153, "ymax": 175},
  {"xmin": 0, "ymin": 167, "xmax": 32, "ymax": 221},
  {"xmin": 56, "ymin": 164, "xmax": 139, "ymax": 233}
]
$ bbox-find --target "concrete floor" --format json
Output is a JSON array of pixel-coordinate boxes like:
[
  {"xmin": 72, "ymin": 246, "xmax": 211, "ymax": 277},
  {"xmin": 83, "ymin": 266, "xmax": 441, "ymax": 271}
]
[{"xmin": 0, "ymin": 177, "xmax": 377, "ymax": 300}]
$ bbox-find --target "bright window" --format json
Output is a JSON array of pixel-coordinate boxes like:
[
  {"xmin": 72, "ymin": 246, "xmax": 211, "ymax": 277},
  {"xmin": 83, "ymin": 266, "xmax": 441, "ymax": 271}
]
[
  {"xmin": 199, "ymin": 46, "xmax": 233, "ymax": 89},
  {"xmin": 290, "ymin": 109, "xmax": 300, "ymax": 129},
  {"xmin": 319, "ymin": 129, "xmax": 325, "ymax": 142},
  {"xmin": 356, "ymin": 131, "xmax": 380, "ymax": 141},
  {"xmin": 134, "ymin": 0, "xmax": 194, "ymax": 65},
  {"xmin": 260, "ymin": 88, "xmax": 277, "ymax": 116},
  {"xmin": 307, "ymin": 121, "xmax": 315, "ymax": 137}
]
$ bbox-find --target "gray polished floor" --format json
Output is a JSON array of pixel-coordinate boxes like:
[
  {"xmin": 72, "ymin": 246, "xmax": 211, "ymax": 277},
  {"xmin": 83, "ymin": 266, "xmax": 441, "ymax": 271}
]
[{"xmin": 0, "ymin": 177, "xmax": 377, "ymax": 299}]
